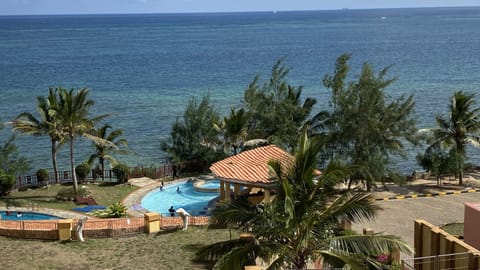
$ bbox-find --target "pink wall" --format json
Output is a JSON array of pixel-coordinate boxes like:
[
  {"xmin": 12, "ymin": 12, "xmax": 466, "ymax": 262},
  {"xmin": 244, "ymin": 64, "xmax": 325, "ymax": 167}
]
[{"xmin": 464, "ymin": 202, "xmax": 480, "ymax": 250}]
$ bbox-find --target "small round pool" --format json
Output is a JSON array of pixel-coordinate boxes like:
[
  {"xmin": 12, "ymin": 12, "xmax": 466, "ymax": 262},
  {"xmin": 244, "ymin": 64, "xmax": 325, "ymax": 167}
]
[
  {"xmin": 201, "ymin": 180, "xmax": 221, "ymax": 189},
  {"xmin": 0, "ymin": 211, "xmax": 61, "ymax": 221},
  {"xmin": 141, "ymin": 181, "xmax": 219, "ymax": 216}
]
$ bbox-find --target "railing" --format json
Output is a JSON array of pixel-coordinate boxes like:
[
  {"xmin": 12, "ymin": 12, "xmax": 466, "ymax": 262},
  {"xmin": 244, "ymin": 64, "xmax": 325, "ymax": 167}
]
[
  {"xmin": 16, "ymin": 161, "xmax": 208, "ymax": 189},
  {"xmin": 0, "ymin": 217, "xmax": 145, "ymax": 240},
  {"xmin": 402, "ymin": 252, "xmax": 475, "ymax": 270}
]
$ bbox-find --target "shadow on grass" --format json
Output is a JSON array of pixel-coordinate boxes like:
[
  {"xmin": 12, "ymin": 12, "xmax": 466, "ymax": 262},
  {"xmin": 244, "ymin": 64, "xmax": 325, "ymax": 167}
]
[{"xmin": 154, "ymin": 226, "xmax": 183, "ymax": 236}]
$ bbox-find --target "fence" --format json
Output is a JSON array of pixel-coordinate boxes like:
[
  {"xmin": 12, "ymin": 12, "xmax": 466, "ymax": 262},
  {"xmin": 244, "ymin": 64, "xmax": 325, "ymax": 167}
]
[
  {"xmin": 402, "ymin": 252, "xmax": 475, "ymax": 270},
  {"xmin": 0, "ymin": 214, "xmax": 211, "ymax": 241},
  {"xmin": 16, "ymin": 161, "xmax": 207, "ymax": 189},
  {"xmin": 412, "ymin": 219, "xmax": 480, "ymax": 270}
]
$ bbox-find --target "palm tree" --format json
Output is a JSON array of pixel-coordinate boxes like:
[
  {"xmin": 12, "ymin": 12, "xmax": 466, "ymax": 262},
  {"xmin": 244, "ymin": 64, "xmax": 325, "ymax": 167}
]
[
  {"xmin": 215, "ymin": 108, "xmax": 248, "ymax": 155},
  {"xmin": 88, "ymin": 124, "xmax": 128, "ymax": 181},
  {"xmin": 53, "ymin": 87, "xmax": 109, "ymax": 193},
  {"xmin": 195, "ymin": 132, "xmax": 412, "ymax": 269},
  {"xmin": 12, "ymin": 88, "xmax": 64, "ymax": 183},
  {"xmin": 429, "ymin": 91, "xmax": 480, "ymax": 185}
]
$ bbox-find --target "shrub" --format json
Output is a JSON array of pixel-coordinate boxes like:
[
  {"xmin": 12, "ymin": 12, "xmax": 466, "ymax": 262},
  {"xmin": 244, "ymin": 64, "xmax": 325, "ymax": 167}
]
[
  {"xmin": 36, "ymin": 169, "xmax": 49, "ymax": 184},
  {"xmin": 108, "ymin": 202, "xmax": 127, "ymax": 217},
  {"xmin": 112, "ymin": 163, "xmax": 129, "ymax": 183},
  {"xmin": 91, "ymin": 202, "xmax": 127, "ymax": 218},
  {"xmin": 0, "ymin": 171, "xmax": 16, "ymax": 195},
  {"xmin": 75, "ymin": 162, "xmax": 90, "ymax": 183}
]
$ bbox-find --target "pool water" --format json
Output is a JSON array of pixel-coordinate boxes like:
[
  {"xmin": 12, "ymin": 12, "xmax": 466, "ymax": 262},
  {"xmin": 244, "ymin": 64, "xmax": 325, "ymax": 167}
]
[
  {"xmin": 141, "ymin": 181, "xmax": 219, "ymax": 216},
  {"xmin": 201, "ymin": 180, "xmax": 220, "ymax": 189},
  {"xmin": 0, "ymin": 211, "xmax": 61, "ymax": 221}
]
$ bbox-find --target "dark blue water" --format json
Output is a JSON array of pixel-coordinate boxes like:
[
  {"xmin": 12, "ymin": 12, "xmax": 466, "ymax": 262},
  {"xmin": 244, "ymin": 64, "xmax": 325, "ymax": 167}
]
[{"xmin": 1, "ymin": 7, "xmax": 480, "ymax": 173}]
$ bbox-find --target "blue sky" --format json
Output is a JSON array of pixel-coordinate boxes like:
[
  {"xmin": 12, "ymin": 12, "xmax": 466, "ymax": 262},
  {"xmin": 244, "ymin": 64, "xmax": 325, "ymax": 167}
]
[{"xmin": 1, "ymin": 0, "xmax": 479, "ymax": 15}]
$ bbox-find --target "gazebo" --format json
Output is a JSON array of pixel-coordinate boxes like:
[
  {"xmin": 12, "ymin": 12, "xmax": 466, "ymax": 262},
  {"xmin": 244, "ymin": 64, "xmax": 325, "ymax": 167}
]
[{"xmin": 209, "ymin": 145, "xmax": 294, "ymax": 203}]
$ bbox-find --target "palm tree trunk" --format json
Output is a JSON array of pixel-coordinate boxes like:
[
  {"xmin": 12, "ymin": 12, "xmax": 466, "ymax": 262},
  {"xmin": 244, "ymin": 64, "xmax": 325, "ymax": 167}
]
[
  {"xmin": 70, "ymin": 135, "xmax": 78, "ymax": 193},
  {"xmin": 100, "ymin": 157, "xmax": 105, "ymax": 181},
  {"xmin": 459, "ymin": 163, "xmax": 463, "ymax": 185},
  {"xmin": 51, "ymin": 138, "xmax": 59, "ymax": 184}
]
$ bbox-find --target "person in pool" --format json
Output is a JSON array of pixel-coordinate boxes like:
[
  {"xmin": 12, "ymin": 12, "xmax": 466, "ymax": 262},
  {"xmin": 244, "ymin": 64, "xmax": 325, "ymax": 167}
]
[
  {"xmin": 176, "ymin": 186, "xmax": 181, "ymax": 193},
  {"xmin": 168, "ymin": 206, "xmax": 175, "ymax": 217}
]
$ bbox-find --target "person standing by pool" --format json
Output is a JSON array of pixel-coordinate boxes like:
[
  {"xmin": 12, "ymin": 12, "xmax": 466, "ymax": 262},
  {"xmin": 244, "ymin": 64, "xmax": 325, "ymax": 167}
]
[
  {"xmin": 168, "ymin": 206, "xmax": 175, "ymax": 217},
  {"xmin": 172, "ymin": 165, "xmax": 178, "ymax": 179}
]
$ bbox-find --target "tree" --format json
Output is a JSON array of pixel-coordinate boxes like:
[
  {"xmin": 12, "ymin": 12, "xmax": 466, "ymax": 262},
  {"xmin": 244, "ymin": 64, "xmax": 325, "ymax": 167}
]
[
  {"xmin": 310, "ymin": 54, "xmax": 417, "ymax": 190},
  {"xmin": 0, "ymin": 121, "xmax": 30, "ymax": 195},
  {"xmin": 244, "ymin": 59, "xmax": 316, "ymax": 150},
  {"xmin": 427, "ymin": 91, "xmax": 480, "ymax": 185},
  {"xmin": 88, "ymin": 124, "xmax": 128, "ymax": 181},
  {"xmin": 12, "ymin": 88, "xmax": 64, "ymax": 183},
  {"xmin": 52, "ymin": 87, "xmax": 108, "ymax": 194},
  {"xmin": 161, "ymin": 94, "xmax": 224, "ymax": 170},
  {"xmin": 215, "ymin": 107, "xmax": 248, "ymax": 155},
  {"xmin": 195, "ymin": 132, "xmax": 412, "ymax": 269}
]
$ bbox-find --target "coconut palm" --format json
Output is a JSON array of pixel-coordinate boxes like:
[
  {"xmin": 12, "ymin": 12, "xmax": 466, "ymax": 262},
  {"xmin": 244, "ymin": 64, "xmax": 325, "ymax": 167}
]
[
  {"xmin": 87, "ymin": 124, "xmax": 128, "ymax": 181},
  {"xmin": 195, "ymin": 132, "xmax": 412, "ymax": 270},
  {"xmin": 215, "ymin": 108, "xmax": 248, "ymax": 155},
  {"xmin": 12, "ymin": 88, "xmax": 64, "ymax": 183},
  {"xmin": 52, "ymin": 87, "xmax": 109, "ymax": 193},
  {"xmin": 429, "ymin": 91, "xmax": 480, "ymax": 185}
]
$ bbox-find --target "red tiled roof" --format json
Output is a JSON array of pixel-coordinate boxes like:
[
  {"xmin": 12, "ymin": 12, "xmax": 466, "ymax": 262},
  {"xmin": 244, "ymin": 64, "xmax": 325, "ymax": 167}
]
[{"xmin": 210, "ymin": 145, "xmax": 294, "ymax": 185}]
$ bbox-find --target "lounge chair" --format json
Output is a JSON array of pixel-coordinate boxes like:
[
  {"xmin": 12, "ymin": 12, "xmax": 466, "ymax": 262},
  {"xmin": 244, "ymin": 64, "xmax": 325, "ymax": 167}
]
[{"xmin": 75, "ymin": 196, "xmax": 98, "ymax": 206}]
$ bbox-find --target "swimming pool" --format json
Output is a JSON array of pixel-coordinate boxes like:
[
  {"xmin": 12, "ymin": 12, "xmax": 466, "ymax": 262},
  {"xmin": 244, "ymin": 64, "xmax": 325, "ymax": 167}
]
[
  {"xmin": 141, "ymin": 181, "xmax": 219, "ymax": 216},
  {"xmin": 201, "ymin": 180, "xmax": 220, "ymax": 189},
  {"xmin": 0, "ymin": 211, "xmax": 61, "ymax": 221}
]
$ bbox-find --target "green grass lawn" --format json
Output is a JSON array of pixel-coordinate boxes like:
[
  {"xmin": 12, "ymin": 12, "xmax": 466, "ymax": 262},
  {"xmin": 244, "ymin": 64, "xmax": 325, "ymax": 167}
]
[
  {"xmin": 0, "ymin": 227, "xmax": 237, "ymax": 269},
  {"xmin": 0, "ymin": 181, "xmax": 237, "ymax": 269},
  {"xmin": 0, "ymin": 182, "xmax": 138, "ymax": 211},
  {"xmin": 441, "ymin": 222, "xmax": 464, "ymax": 237}
]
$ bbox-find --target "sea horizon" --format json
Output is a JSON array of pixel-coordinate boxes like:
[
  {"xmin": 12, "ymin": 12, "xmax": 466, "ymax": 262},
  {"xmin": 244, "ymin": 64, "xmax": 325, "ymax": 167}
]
[{"xmin": 1, "ymin": 5, "xmax": 479, "ymax": 17}]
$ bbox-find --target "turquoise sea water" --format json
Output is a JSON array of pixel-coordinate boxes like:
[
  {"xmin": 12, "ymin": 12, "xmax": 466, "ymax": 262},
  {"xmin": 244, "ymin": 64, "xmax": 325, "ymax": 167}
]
[{"xmin": 1, "ymin": 7, "xmax": 480, "ymax": 173}]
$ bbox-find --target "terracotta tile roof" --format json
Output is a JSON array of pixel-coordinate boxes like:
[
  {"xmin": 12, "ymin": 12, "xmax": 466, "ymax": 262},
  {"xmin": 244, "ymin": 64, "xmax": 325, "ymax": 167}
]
[{"xmin": 210, "ymin": 145, "xmax": 294, "ymax": 185}]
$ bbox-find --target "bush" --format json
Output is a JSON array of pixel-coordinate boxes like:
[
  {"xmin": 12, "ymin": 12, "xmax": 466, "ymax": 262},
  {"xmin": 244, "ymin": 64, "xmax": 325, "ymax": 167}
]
[
  {"xmin": 0, "ymin": 171, "xmax": 16, "ymax": 195},
  {"xmin": 112, "ymin": 163, "xmax": 129, "ymax": 183},
  {"xmin": 36, "ymin": 169, "xmax": 49, "ymax": 184},
  {"xmin": 108, "ymin": 202, "xmax": 127, "ymax": 218},
  {"xmin": 91, "ymin": 202, "xmax": 127, "ymax": 218},
  {"xmin": 75, "ymin": 162, "xmax": 90, "ymax": 183},
  {"xmin": 56, "ymin": 186, "xmax": 89, "ymax": 200}
]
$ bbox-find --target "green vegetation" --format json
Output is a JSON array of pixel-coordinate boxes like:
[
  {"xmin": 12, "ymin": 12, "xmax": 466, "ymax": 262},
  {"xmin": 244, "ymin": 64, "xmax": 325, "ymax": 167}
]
[
  {"xmin": 420, "ymin": 91, "xmax": 480, "ymax": 185},
  {"xmin": 195, "ymin": 132, "xmax": 412, "ymax": 269},
  {"xmin": 53, "ymin": 87, "xmax": 111, "ymax": 194},
  {"xmin": 91, "ymin": 202, "xmax": 128, "ymax": 218},
  {"xmin": 0, "ymin": 121, "xmax": 30, "ymax": 195},
  {"xmin": 112, "ymin": 163, "xmax": 130, "ymax": 183},
  {"xmin": 0, "ymin": 227, "xmax": 235, "ymax": 270},
  {"xmin": 0, "ymin": 183, "xmax": 137, "ymax": 211},
  {"xmin": 161, "ymin": 94, "xmax": 225, "ymax": 170},
  {"xmin": 309, "ymin": 54, "xmax": 417, "ymax": 190},
  {"xmin": 441, "ymin": 222, "xmax": 464, "ymax": 237},
  {"xmin": 243, "ymin": 59, "xmax": 316, "ymax": 150},
  {"xmin": 88, "ymin": 124, "xmax": 128, "ymax": 181},
  {"xmin": 12, "ymin": 88, "xmax": 63, "ymax": 183},
  {"xmin": 75, "ymin": 162, "xmax": 91, "ymax": 184},
  {"xmin": 36, "ymin": 168, "xmax": 49, "ymax": 185}
]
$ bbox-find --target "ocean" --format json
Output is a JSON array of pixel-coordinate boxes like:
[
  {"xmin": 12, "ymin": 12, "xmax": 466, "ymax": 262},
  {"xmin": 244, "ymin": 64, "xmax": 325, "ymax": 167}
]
[{"xmin": 1, "ymin": 7, "xmax": 480, "ymax": 173}]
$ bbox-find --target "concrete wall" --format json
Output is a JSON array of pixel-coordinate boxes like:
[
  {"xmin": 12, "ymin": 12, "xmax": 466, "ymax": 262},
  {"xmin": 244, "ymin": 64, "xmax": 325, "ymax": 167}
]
[{"xmin": 464, "ymin": 202, "xmax": 480, "ymax": 250}]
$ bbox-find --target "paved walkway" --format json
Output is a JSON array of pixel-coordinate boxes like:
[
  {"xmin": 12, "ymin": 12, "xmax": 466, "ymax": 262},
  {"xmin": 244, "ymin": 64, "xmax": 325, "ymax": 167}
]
[{"xmin": 353, "ymin": 191, "xmax": 480, "ymax": 246}]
